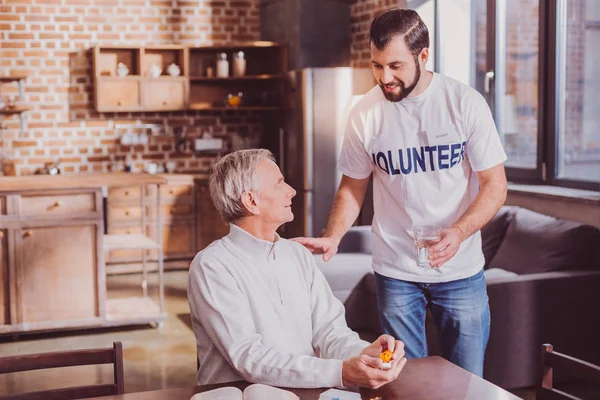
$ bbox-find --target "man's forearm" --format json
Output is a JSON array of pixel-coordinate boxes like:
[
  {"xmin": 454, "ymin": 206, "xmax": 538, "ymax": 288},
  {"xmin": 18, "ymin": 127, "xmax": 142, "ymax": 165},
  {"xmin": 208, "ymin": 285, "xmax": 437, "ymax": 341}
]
[
  {"xmin": 452, "ymin": 179, "xmax": 507, "ymax": 241},
  {"xmin": 323, "ymin": 177, "xmax": 369, "ymax": 243}
]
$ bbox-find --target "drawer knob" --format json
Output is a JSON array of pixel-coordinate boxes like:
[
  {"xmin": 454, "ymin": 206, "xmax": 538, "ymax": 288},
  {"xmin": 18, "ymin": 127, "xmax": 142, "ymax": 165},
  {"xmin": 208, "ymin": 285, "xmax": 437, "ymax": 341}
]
[
  {"xmin": 162, "ymin": 101, "xmax": 167, "ymax": 105},
  {"xmin": 23, "ymin": 230, "xmax": 33, "ymax": 238},
  {"xmin": 117, "ymin": 101, "xmax": 122, "ymax": 106},
  {"xmin": 53, "ymin": 201, "xmax": 61, "ymax": 207},
  {"xmin": 169, "ymin": 190, "xmax": 174, "ymax": 195},
  {"xmin": 125, "ymin": 191, "xmax": 130, "ymax": 196},
  {"xmin": 125, "ymin": 211, "xmax": 130, "ymax": 216}
]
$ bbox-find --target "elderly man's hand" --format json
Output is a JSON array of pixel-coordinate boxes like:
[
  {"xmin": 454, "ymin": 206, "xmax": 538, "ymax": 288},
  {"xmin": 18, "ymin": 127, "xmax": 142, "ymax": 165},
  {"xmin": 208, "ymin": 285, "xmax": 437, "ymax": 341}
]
[
  {"xmin": 342, "ymin": 354, "xmax": 407, "ymax": 388},
  {"xmin": 290, "ymin": 236, "xmax": 339, "ymax": 262},
  {"xmin": 361, "ymin": 334, "xmax": 405, "ymax": 362}
]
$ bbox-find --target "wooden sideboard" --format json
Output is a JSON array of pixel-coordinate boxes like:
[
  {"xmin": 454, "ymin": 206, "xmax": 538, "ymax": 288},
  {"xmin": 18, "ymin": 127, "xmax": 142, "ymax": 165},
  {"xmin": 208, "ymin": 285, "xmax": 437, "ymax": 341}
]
[
  {"xmin": 0, "ymin": 187, "xmax": 105, "ymax": 334},
  {"xmin": 0, "ymin": 173, "xmax": 172, "ymax": 335}
]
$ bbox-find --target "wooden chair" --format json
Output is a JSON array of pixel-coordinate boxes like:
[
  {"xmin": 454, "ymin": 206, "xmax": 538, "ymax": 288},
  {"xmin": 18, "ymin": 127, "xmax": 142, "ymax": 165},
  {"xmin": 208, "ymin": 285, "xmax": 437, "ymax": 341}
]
[
  {"xmin": 0, "ymin": 341, "xmax": 124, "ymax": 400},
  {"xmin": 538, "ymin": 343, "xmax": 600, "ymax": 400}
]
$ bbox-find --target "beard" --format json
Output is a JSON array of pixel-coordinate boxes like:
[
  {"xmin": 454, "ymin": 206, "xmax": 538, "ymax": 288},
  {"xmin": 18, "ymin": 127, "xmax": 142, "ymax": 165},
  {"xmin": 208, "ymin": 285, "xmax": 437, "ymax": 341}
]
[{"xmin": 379, "ymin": 56, "xmax": 422, "ymax": 102}]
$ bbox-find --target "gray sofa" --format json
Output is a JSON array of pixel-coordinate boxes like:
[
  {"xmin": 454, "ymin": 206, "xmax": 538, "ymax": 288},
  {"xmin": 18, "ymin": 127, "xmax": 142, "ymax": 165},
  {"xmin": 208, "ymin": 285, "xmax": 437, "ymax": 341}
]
[{"xmin": 315, "ymin": 206, "xmax": 600, "ymax": 389}]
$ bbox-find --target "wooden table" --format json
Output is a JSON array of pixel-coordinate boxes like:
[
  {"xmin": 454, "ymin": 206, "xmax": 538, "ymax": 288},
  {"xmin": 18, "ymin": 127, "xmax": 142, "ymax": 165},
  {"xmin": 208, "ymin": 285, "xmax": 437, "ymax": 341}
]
[{"xmin": 92, "ymin": 356, "xmax": 520, "ymax": 400}]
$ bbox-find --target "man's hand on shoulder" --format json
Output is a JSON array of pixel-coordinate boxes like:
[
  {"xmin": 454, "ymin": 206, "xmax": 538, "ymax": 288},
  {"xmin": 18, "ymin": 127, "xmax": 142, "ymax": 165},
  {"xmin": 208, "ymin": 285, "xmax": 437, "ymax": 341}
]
[{"xmin": 290, "ymin": 236, "xmax": 339, "ymax": 262}]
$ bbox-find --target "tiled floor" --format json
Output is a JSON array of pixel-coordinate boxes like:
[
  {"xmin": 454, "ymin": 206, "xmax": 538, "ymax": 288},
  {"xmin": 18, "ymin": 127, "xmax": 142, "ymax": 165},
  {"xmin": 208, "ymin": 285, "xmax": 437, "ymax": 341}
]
[{"xmin": 0, "ymin": 270, "xmax": 534, "ymax": 398}]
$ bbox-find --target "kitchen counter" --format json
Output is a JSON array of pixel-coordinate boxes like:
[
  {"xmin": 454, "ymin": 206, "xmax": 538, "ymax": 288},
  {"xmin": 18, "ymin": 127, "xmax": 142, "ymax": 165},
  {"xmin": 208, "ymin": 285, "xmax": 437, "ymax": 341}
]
[{"xmin": 0, "ymin": 172, "xmax": 167, "ymax": 192}]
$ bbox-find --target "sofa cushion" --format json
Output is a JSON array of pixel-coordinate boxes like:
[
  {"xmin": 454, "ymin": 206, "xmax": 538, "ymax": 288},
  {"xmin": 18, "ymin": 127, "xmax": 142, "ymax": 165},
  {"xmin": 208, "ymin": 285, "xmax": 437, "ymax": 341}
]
[
  {"xmin": 481, "ymin": 206, "xmax": 518, "ymax": 269},
  {"xmin": 337, "ymin": 225, "xmax": 373, "ymax": 254},
  {"xmin": 314, "ymin": 253, "xmax": 372, "ymax": 303},
  {"xmin": 489, "ymin": 208, "xmax": 600, "ymax": 274}
]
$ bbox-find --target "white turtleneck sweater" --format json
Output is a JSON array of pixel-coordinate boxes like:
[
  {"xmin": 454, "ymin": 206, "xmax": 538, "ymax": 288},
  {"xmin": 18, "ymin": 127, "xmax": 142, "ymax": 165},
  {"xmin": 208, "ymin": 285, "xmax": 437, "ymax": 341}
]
[{"xmin": 187, "ymin": 223, "xmax": 370, "ymax": 388}]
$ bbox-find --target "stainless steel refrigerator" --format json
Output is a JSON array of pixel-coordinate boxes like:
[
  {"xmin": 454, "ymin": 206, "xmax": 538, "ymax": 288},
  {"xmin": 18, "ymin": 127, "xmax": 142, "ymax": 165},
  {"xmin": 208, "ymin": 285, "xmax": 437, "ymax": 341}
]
[{"xmin": 280, "ymin": 68, "xmax": 375, "ymax": 238}]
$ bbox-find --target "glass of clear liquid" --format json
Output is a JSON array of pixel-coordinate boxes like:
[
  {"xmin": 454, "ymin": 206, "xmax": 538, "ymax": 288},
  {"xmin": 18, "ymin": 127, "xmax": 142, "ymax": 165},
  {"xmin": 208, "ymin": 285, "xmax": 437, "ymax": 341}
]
[{"xmin": 413, "ymin": 222, "xmax": 442, "ymax": 268}]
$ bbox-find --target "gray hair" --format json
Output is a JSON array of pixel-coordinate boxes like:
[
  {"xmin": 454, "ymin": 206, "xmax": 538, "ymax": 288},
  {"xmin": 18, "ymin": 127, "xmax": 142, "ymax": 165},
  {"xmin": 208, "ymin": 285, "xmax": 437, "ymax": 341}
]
[{"xmin": 209, "ymin": 148, "xmax": 275, "ymax": 223}]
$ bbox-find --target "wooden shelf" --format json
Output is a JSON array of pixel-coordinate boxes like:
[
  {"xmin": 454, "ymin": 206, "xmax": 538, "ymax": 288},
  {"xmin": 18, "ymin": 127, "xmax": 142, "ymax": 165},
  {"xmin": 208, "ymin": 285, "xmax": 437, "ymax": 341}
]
[
  {"xmin": 0, "ymin": 106, "xmax": 30, "ymax": 115},
  {"xmin": 189, "ymin": 41, "xmax": 283, "ymax": 51},
  {"xmin": 190, "ymin": 74, "xmax": 287, "ymax": 82},
  {"xmin": 103, "ymin": 233, "xmax": 161, "ymax": 251},
  {"xmin": 0, "ymin": 74, "xmax": 28, "ymax": 82},
  {"xmin": 105, "ymin": 297, "xmax": 166, "ymax": 323},
  {"xmin": 188, "ymin": 104, "xmax": 285, "ymax": 111}
]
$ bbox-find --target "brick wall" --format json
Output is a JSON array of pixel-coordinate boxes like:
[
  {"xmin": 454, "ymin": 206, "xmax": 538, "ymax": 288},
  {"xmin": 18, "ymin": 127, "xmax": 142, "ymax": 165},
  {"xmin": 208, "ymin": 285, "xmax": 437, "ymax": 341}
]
[
  {"xmin": 350, "ymin": 0, "xmax": 407, "ymax": 68},
  {"xmin": 0, "ymin": 0, "xmax": 261, "ymax": 176}
]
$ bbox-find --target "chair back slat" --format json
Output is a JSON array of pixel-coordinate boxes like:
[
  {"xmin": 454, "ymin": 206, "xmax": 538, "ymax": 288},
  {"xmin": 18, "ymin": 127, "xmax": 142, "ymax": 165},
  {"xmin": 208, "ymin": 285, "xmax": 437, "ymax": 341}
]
[
  {"xmin": 0, "ymin": 349, "xmax": 115, "ymax": 374},
  {"xmin": 0, "ymin": 342, "xmax": 124, "ymax": 400},
  {"xmin": 0, "ymin": 384, "xmax": 118, "ymax": 400},
  {"xmin": 538, "ymin": 343, "xmax": 600, "ymax": 400},
  {"xmin": 545, "ymin": 351, "xmax": 600, "ymax": 385},
  {"xmin": 113, "ymin": 342, "xmax": 125, "ymax": 394}
]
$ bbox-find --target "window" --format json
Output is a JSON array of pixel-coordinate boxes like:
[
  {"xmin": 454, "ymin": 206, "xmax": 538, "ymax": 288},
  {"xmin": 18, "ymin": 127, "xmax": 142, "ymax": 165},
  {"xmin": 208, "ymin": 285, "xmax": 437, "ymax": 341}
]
[
  {"xmin": 412, "ymin": 0, "xmax": 599, "ymax": 190},
  {"xmin": 555, "ymin": 0, "xmax": 600, "ymax": 183}
]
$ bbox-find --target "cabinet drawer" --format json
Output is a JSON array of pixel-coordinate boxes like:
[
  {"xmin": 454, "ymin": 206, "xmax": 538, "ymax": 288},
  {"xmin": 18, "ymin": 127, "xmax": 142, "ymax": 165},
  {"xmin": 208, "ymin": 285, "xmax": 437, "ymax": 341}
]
[
  {"xmin": 108, "ymin": 205, "xmax": 146, "ymax": 222},
  {"xmin": 161, "ymin": 203, "xmax": 192, "ymax": 217},
  {"xmin": 160, "ymin": 184, "xmax": 192, "ymax": 198},
  {"xmin": 145, "ymin": 79, "xmax": 187, "ymax": 111},
  {"xmin": 96, "ymin": 79, "xmax": 142, "ymax": 112},
  {"xmin": 108, "ymin": 186, "xmax": 143, "ymax": 202},
  {"xmin": 20, "ymin": 193, "xmax": 96, "ymax": 216}
]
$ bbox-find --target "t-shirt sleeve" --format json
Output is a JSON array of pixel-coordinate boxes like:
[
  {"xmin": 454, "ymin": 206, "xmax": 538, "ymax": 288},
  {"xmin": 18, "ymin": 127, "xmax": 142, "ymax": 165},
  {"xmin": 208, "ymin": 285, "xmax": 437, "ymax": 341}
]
[
  {"xmin": 465, "ymin": 92, "xmax": 508, "ymax": 172},
  {"xmin": 338, "ymin": 109, "xmax": 374, "ymax": 179}
]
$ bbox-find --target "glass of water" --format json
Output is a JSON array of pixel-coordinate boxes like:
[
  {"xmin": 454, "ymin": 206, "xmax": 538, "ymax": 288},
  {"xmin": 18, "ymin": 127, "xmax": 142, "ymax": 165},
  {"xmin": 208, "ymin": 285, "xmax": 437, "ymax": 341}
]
[{"xmin": 413, "ymin": 222, "xmax": 442, "ymax": 268}]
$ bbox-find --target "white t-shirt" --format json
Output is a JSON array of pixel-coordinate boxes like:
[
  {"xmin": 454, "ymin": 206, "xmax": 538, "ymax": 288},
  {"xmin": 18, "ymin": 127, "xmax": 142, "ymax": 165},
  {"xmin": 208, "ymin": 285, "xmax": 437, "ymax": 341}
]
[{"xmin": 339, "ymin": 73, "xmax": 507, "ymax": 283}]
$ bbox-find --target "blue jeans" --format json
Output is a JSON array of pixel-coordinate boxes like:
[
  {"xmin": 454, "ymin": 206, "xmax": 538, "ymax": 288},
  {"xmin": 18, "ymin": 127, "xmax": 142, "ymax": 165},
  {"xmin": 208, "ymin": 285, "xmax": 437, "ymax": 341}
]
[{"xmin": 374, "ymin": 269, "xmax": 490, "ymax": 377}]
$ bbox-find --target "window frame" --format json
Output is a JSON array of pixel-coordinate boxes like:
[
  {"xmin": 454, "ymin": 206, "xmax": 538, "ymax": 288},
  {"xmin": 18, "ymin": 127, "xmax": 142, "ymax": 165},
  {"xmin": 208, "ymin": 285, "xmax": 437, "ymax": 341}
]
[{"xmin": 543, "ymin": 0, "xmax": 600, "ymax": 191}]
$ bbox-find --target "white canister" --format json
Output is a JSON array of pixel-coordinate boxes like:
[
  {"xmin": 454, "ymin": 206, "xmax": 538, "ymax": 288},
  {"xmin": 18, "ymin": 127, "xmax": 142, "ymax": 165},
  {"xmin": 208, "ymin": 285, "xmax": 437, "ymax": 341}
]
[
  {"xmin": 216, "ymin": 52, "xmax": 229, "ymax": 78},
  {"xmin": 232, "ymin": 51, "xmax": 246, "ymax": 77}
]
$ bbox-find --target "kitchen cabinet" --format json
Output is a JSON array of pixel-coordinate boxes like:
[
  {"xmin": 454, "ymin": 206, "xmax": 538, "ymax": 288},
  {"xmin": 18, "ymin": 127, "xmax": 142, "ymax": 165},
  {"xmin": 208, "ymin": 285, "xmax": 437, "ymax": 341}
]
[
  {"xmin": 95, "ymin": 77, "xmax": 143, "ymax": 112},
  {"xmin": 92, "ymin": 43, "xmax": 288, "ymax": 112},
  {"xmin": 144, "ymin": 78, "xmax": 188, "ymax": 111},
  {"xmin": 17, "ymin": 224, "xmax": 99, "ymax": 324},
  {"xmin": 93, "ymin": 46, "xmax": 188, "ymax": 113}
]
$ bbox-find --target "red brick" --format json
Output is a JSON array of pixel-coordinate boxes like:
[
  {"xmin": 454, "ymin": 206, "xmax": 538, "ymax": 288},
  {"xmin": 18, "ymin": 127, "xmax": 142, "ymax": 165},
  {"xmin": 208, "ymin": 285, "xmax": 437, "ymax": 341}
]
[
  {"xmin": 0, "ymin": 15, "xmax": 20, "ymax": 21},
  {"xmin": 1, "ymin": 42, "xmax": 26, "ymax": 48},
  {"xmin": 55, "ymin": 16, "xmax": 78, "ymax": 23},
  {"xmin": 25, "ymin": 15, "xmax": 50, "ymax": 22},
  {"xmin": 59, "ymin": 157, "xmax": 82, "ymax": 163},
  {"xmin": 12, "ymin": 140, "xmax": 37, "ymax": 148}
]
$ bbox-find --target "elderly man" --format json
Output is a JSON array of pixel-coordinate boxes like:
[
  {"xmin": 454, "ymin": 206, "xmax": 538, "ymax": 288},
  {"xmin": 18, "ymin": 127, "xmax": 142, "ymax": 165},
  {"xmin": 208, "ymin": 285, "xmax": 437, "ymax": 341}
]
[{"xmin": 187, "ymin": 149, "xmax": 406, "ymax": 389}]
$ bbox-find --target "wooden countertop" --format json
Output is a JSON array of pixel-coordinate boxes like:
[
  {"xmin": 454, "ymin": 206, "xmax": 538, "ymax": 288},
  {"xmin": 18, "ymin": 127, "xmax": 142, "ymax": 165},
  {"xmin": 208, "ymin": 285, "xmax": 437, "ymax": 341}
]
[{"xmin": 0, "ymin": 173, "xmax": 168, "ymax": 192}]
